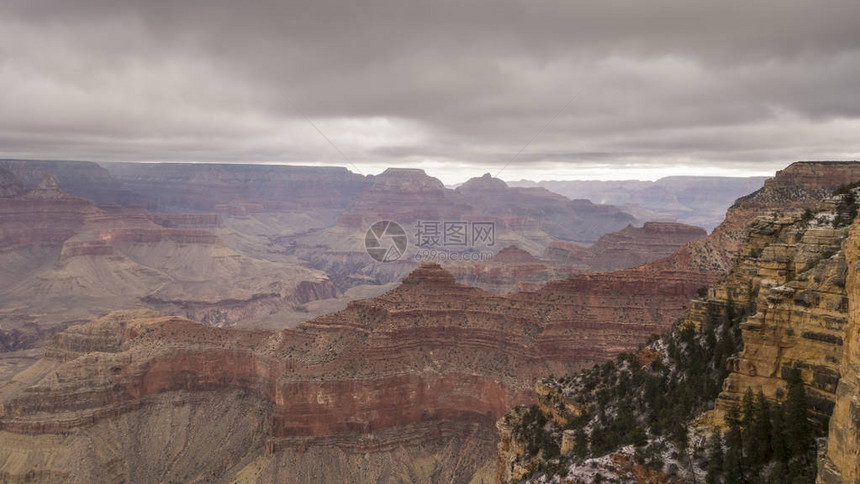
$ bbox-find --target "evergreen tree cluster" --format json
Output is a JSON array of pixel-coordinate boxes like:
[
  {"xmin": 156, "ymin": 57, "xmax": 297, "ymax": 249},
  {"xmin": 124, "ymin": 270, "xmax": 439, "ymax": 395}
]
[
  {"xmin": 832, "ymin": 182, "xmax": 859, "ymax": 228},
  {"xmin": 508, "ymin": 300, "xmax": 746, "ymax": 480},
  {"xmin": 507, "ymin": 295, "xmax": 828, "ymax": 482},
  {"xmin": 706, "ymin": 369, "xmax": 819, "ymax": 484}
]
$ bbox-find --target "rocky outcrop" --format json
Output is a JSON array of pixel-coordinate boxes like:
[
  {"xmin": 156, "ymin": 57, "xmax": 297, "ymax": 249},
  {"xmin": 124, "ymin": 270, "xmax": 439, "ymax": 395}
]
[
  {"xmin": 337, "ymin": 168, "xmax": 468, "ymax": 228},
  {"xmin": 650, "ymin": 161, "xmax": 860, "ymax": 276},
  {"xmin": 456, "ymin": 173, "xmax": 638, "ymax": 244},
  {"xmin": 149, "ymin": 212, "xmax": 221, "ymax": 228},
  {"xmin": 446, "ymin": 246, "xmax": 584, "ymax": 293},
  {"xmin": 298, "ymin": 170, "xmax": 644, "ymax": 291}
]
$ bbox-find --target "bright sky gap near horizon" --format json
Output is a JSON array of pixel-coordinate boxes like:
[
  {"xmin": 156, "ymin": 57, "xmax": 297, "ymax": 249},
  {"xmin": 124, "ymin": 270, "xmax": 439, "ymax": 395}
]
[{"xmin": 2, "ymin": 1, "xmax": 860, "ymax": 184}]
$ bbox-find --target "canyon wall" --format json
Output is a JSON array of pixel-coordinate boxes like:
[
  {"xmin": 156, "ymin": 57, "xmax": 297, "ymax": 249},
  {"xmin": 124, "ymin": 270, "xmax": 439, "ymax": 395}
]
[
  {"xmin": 818, "ymin": 220, "xmax": 860, "ymax": 483},
  {"xmin": 103, "ymin": 162, "xmax": 372, "ymax": 211},
  {"xmin": 0, "ymin": 159, "xmax": 144, "ymax": 205}
]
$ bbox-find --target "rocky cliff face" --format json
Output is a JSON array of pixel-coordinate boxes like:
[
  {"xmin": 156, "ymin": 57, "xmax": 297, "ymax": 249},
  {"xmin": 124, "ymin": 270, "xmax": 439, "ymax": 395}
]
[
  {"xmin": 818, "ymin": 220, "xmax": 860, "ymax": 483},
  {"xmin": 650, "ymin": 161, "xmax": 860, "ymax": 276},
  {"xmin": 456, "ymin": 173, "xmax": 639, "ymax": 244},
  {"xmin": 714, "ymin": 211, "xmax": 849, "ymax": 421}
]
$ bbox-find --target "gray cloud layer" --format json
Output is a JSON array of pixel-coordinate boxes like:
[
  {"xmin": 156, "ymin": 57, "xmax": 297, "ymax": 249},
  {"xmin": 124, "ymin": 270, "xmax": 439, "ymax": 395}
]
[{"xmin": 1, "ymin": 0, "xmax": 859, "ymax": 182}]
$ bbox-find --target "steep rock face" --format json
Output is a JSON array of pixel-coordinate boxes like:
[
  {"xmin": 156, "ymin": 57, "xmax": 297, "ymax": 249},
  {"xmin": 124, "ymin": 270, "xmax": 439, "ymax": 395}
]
[
  {"xmin": 0, "ymin": 174, "xmax": 95, "ymax": 248},
  {"xmin": 527, "ymin": 267, "xmax": 718, "ymax": 365},
  {"xmin": 714, "ymin": 211, "xmax": 850, "ymax": 420},
  {"xmin": 456, "ymin": 173, "xmax": 638, "ymax": 244},
  {"xmin": 337, "ymin": 168, "xmax": 469, "ymax": 228},
  {"xmin": 445, "ymin": 246, "xmax": 585, "ymax": 293},
  {"xmin": 819, "ymin": 221, "xmax": 860, "ymax": 483}
]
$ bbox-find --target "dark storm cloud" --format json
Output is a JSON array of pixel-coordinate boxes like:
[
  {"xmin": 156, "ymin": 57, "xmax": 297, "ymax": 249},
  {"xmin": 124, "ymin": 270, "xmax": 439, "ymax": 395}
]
[{"xmin": 1, "ymin": 0, "xmax": 859, "ymax": 182}]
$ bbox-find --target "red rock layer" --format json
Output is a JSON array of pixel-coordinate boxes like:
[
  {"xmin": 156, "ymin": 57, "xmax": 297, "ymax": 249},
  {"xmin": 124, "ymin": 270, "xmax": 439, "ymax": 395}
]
[
  {"xmin": 0, "ymin": 175, "xmax": 95, "ymax": 248},
  {"xmin": 1, "ymin": 262, "xmax": 711, "ymax": 439}
]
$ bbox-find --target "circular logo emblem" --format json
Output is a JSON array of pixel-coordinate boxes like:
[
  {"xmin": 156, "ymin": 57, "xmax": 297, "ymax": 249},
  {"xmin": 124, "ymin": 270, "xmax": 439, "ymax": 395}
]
[{"xmin": 365, "ymin": 221, "xmax": 408, "ymax": 262}]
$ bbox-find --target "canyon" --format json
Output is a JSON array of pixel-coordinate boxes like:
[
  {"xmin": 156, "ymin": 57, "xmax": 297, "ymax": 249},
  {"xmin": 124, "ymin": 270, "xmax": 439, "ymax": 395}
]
[
  {"xmin": 3, "ymin": 161, "xmax": 860, "ymax": 483},
  {"xmin": 0, "ymin": 169, "xmax": 338, "ymax": 350},
  {"xmin": 0, "ymin": 160, "xmax": 712, "ymax": 346},
  {"xmin": 0, "ymin": 255, "xmax": 714, "ymax": 482}
]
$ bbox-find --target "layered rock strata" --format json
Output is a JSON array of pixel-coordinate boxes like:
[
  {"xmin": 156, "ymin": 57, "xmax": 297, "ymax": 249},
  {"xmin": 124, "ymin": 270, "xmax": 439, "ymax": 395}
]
[
  {"xmin": 0, "ymin": 259, "xmax": 711, "ymax": 482},
  {"xmin": 818, "ymin": 220, "xmax": 860, "ymax": 482},
  {"xmin": 0, "ymin": 177, "xmax": 338, "ymax": 336}
]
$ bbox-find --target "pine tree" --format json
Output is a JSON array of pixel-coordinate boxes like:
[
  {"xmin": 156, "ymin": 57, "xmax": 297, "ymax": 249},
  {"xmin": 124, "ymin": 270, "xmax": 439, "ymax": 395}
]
[
  {"xmin": 770, "ymin": 404, "xmax": 787, "ymax": 464},
  {"xmin": 706, "ymin": 427, "xmax": 724, "ymax": 484},
  {"xmin": 783, "ymin": 369, "xmax": 812, "ymax": 460},
  {"xmin": 724, "ymin": 406, "xmax": 744, "ymax": 484},
  {"xmin": 573, "ymin": 428, "xmax": 588, "ymax": 458},
  {"xmin": 751, "ymin": 390, "xmax": 772, "ymax": 464}
]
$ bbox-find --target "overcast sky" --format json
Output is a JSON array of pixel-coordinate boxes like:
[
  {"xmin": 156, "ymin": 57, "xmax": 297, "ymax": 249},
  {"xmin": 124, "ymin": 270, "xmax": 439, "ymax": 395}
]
[{"xmin": 2, "ymin": 0, "xmax": 859, "ymax": 184}]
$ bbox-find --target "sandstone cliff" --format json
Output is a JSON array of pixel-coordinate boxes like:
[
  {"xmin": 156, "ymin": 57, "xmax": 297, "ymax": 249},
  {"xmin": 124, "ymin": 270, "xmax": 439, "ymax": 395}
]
[{"xmin": 818, "ymin": 216, "xmax": 860, "ymax": 483}]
